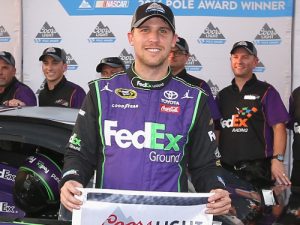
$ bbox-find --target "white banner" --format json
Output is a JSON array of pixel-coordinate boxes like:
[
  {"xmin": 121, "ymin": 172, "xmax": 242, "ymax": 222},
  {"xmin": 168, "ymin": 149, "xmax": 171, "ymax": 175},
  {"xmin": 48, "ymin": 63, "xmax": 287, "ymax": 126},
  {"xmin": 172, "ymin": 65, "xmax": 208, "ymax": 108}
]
[
  {"xmin": 72, "ymin": 189, "xmax": 213, "ymax": 225},
  {"xmin": 0, "ymin": 0, "xmax": 22, "ymax": 79}
]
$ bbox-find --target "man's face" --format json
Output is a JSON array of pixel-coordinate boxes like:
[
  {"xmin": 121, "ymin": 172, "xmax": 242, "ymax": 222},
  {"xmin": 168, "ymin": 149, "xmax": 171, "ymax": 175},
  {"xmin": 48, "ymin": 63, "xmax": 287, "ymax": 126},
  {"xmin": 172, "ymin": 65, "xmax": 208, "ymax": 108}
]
[
  {"xmin": 101, "ymin": 65, "xmax": 124, "ymax": 78},
  {"xmin": 42, "ymin": 56, "xmax": 66, "ymax": 83},
  {"xmin": 0, "ymin": 58, "xmax": 16, "ymax": 87},
  {"xmin": 230, "ymin": 48, "xmax": 258, "ymax": 79},
  {"xmin": 128, "ymin": 17, "xmax": 177, "ymax": 70},
  {"xmin": 168, "ymin": 45, "xmax": 189, "ymax": 73}
]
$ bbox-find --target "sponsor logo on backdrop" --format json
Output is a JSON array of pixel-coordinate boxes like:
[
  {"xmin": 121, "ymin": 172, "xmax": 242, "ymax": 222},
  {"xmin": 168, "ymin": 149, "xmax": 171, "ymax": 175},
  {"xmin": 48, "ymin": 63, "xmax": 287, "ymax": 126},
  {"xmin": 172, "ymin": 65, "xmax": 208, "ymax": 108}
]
[
  {"xmin": 186, "ymin": 54, "xmax": 202, "ymax": 72},
  {"xmin": 254, "ymin": 23, "xmax": 281, "ymax": 45},
  {"xmin": 66, "ymin": 52, "xmax": 79, "ymax": 70},
  {"xmin": 253, "ymin": 61, "xmax": 265, "ymax": 73},
  {"xmin": 34, "ymin": 22, "xmax": 62, "ymax": 43},
  {"xmin": 79, "ymin": 0, "xmax": 92, "ymax": 9},
  {"xmin": 0, "ymin": 26, "xmax": 11, "ymax": 42},
  {"xmin": 88, "ymin": 21, "xmax": 116, "ymax": 43},
  {"xmin": 197, "ymin": 22, "xmax": 226, "ymax": 44},
  {"xmin": 207, "ymin": 80, "xmax": 219, "ymax": 98},
  {"xmin": 119, "ymin": 49, "xmax": 134, "ymax": 69},
  {"xmin": 95, "ymin": 0, "xmax": 130, "ymax": 8}
]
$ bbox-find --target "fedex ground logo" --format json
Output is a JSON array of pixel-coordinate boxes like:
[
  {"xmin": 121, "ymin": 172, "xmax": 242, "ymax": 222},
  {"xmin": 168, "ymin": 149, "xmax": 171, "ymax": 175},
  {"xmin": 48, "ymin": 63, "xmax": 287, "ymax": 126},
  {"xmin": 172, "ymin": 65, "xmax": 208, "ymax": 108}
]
[{"xmin": 104, "ymin": 120, "xmax": 183, "ymax": 151}]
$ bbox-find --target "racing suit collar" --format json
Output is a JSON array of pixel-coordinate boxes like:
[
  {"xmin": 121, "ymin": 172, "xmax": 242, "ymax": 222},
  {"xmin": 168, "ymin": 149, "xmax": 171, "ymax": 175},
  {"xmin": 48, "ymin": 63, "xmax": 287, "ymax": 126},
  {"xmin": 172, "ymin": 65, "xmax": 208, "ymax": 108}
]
[{"xmin": 127, "ymin": 63, "xmax": 173, "ymax": 90}]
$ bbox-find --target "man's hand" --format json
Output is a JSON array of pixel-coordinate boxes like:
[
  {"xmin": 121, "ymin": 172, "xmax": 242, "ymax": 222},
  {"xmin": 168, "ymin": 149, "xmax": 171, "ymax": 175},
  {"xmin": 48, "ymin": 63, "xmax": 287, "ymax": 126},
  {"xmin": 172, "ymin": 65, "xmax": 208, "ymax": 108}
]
[
  {"xmin": 206, "ymin": 189, "xmax": 231, "ymax": 215},
  {"xmin": 60, "ymin": 180, "xmax": 83, "ymax": 212},
  {"xmin": 271, "ymin": 159, "xmax": 291, "ymax": 185},
  {"xmin": 3, "ymin": 99, "xmax": 25, "ymax": 107}
]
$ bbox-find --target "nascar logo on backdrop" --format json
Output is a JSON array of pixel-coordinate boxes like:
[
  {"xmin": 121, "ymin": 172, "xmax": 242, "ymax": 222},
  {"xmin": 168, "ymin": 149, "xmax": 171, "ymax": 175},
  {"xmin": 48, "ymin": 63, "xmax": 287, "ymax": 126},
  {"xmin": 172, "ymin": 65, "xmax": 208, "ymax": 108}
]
[{"xmin": 0, "ymin": 26, "xmax": 11, "ymax": 42}]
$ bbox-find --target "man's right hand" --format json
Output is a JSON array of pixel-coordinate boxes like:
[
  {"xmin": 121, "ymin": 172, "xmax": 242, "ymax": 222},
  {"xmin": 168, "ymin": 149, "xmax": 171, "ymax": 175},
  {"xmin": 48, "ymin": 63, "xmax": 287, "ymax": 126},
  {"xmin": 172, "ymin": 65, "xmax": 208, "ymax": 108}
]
[{"xmin": 60, "ymin": 180, "xmax": 83, "ymax": 212}]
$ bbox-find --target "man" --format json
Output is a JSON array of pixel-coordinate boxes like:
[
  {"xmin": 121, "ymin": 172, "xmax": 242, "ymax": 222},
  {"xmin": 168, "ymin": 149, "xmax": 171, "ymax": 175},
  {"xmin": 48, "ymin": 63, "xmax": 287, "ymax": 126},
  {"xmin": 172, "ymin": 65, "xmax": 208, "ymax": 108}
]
[
  {"xmin": 96, "ymin": 57, "xmax": 125, "ymax": 78},
  {"xmin": 169, "ymin": 36, "xmax": 221, "ymax": 122},
  {"xmin": 217, "ymin": 41, "xmax": 291, "ymax": 188},
  {"xmin": 288, "ymin": 87, "xmax": 300, "ymax": 188},
  {"xmin": 38, "ymin": 47, "xmax": 86, "ymax": 108},
  {"xmin": 0, "ymin": 51, "xmax": 36, "ymax": 106},
  {"xmin": 60, "ymin": 2, "xmax": 230, "ymax": 215}
]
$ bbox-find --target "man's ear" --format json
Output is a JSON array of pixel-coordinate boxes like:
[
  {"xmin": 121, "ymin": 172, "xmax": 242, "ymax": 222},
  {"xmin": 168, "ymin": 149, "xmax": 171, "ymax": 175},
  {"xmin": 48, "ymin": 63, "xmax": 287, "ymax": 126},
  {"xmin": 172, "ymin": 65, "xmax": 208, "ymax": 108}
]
[
  {"xmin": 63, "ymin": 63, "xmax": 67, "ymax": 72},
  {"xmin": 128, "ymin": 31, "xmax": 134, "ymax": 46},
  {"xmin": 12, "ymin": 67, "xmax": 17, "ymax": 75},
  {"xmin": 171, "ymin": 33, "xmax": 178, "ymax": 48}
]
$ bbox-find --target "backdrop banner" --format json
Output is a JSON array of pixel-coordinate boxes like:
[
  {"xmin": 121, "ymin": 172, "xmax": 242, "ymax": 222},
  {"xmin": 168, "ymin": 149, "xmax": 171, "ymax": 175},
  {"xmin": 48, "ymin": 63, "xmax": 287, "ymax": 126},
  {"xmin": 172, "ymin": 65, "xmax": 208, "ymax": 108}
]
[
  {"xmin": 72, "ymin": 188, "xmax": 213, "ymax": 225},
  {"xmin": 22, "ymin": 0, "xmax": 295, "ymax": 170},
  {"xmin": 23, "ymin": 0, "xmax": 294, "ymax": 106}
]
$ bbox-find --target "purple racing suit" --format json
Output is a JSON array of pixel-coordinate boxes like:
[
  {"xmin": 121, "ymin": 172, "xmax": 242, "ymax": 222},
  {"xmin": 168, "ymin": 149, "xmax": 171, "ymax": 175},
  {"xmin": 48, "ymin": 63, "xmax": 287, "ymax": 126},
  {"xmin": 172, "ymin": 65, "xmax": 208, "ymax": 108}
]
[{"xmin": 60, "ymin": 66, "xmax": 225, "ymax": 192}]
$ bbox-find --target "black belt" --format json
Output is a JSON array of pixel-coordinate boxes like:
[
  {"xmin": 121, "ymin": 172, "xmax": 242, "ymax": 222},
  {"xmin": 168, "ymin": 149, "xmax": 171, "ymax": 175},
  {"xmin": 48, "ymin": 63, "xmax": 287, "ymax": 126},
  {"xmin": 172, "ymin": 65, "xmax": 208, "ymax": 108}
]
[{"xmin": 221, "ymin": 161, "xmax": 249, "ymax": 171}]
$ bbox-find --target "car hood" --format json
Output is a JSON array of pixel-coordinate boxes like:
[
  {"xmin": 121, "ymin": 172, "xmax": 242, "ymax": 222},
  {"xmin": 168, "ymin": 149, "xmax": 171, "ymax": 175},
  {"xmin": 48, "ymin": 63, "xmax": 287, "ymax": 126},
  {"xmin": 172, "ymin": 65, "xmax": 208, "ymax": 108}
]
[{"xmin": 0, "ymin": 106, "xmax": 79, "ymax": 154}]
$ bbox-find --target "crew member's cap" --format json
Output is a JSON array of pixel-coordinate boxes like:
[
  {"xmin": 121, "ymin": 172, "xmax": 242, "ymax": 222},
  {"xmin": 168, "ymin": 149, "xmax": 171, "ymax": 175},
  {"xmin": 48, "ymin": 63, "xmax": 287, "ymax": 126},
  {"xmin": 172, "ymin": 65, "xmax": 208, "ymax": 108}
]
[
  {"xmin": 0, "ymin": 51, "xmax": 15, "ymax": 67},
  {"xmin": 96, "ymin": 57, "xmax": 125, "ymax": 73},
  {"xmin": 39, "ymin": 47, "xmax": 67, "ymax": 63},
  {"xmin": 131, "ymin": 2, "xmax": 175, "ymax": 32},
  {"xmin": 175, "ymin": 37, "xmax": 189, "ymax": 54},
  {"xmin": 230, "ymin": 41, "xmax": 257, "ymax": 56}
]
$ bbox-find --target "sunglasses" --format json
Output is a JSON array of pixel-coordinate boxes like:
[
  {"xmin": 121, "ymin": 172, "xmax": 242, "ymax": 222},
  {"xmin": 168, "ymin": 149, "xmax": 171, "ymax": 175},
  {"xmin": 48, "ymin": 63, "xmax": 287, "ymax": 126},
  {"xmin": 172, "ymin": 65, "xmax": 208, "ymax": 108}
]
[{"xmin": 170, "ymin": 50, "xmax": 187, "ymax": 57}]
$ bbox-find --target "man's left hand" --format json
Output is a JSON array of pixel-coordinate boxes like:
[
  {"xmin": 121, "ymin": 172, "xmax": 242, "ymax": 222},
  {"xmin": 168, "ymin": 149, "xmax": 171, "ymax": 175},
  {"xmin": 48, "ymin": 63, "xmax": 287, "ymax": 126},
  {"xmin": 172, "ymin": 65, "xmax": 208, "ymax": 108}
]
[
  {"xmin": 206, "ymin": 189, "xmax": 231, "ymax": 215},
  {"xmin": 271, "ymin": 159, "xmax": 291, "ymax": 185}
]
